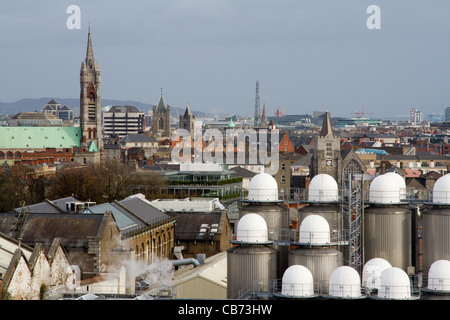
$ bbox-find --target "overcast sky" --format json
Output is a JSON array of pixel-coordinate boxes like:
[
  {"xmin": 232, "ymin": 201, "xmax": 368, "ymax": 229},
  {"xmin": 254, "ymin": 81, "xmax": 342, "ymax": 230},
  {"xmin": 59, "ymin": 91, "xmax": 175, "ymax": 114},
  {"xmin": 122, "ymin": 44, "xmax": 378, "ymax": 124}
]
[{"xmin": 1, "ymin": 1, "xmax": 450, "ymax": 119}]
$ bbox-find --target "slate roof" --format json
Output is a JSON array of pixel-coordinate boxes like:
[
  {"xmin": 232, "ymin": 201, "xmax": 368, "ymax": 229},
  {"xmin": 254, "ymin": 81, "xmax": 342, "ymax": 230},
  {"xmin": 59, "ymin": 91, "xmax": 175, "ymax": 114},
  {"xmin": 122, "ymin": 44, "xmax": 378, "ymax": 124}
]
[
  {"xmin": 107, "ymin": 105, "xmax": 142, "ymax": 113},
  {"xmin": 165, "ymin": 211, "xmax": 224, "ymax": 240},
  {"xmin": 14, "ymin": 196, "xmax": 79, "ymax": 214},
  {"xmin": 230, "ymin": 166, "xmax": 257, "ymax": 178},
  {"xmin": 120, "ymin": 134, "xmax": 157, "ymax": 143},
  {"xmin": 0, "ymin": 212, "xmax": 109, "ymax": 249},
  {"xmin": 118, "ymin": 194, "xmax": 172, "ymax": 226}
]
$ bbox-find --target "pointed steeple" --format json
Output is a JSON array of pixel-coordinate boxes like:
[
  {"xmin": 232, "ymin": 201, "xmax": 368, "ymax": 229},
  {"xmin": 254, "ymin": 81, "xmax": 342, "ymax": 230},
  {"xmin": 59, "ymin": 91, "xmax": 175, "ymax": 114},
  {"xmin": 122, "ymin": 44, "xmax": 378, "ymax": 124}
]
[
  {"xmin": 155, "ymin": 94, "xmax": 167, "ymax": 114},
  {"xmin": 320, "ymin": 110, "xmax": 333, "ymax": 137},
  {"xmin": 183, "ymin": 104, "xmax": 193, "ymax": 117},
  {"xmin": 85, "ymin": 26, "xmax": 95, "ymax": 64},
  {"xmin": 261, "ymin": 103, "xmax": 268, "ymax": 127}
]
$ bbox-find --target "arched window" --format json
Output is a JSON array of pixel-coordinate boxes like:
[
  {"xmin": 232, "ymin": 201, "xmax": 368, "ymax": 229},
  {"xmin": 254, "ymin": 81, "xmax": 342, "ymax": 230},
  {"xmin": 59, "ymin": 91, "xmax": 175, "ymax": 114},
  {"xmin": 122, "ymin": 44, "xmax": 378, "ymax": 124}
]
[
  {"xmin": 6, "ymin": 152, "xmax": 13, "ymax": 159},
  {"xmin": 0, "ymin": 152, "xmax": 4, "ymax": 159},
  {"xmin": 343, "ymin": 159, "xmax": 363, "ymax": 175},
  {"xmin": 159, "ymin": 117, "xmax": 164, "ymax": 130}
]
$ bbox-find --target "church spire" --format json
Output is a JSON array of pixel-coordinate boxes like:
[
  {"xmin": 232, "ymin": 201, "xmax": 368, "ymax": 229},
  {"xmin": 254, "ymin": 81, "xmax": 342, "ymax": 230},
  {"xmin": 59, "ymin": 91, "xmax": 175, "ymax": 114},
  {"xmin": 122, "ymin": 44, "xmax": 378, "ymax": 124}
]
[
  {"xmin": 320, "ymin": 110, "xmax": 333, "ymax": 137},
  {"xmin": 261, "ymin": 103, "xmax": 268, "ymax": 127},
  {"xmin": 85, "ymin": 26, "xmax": 94, "ymax": 64}
]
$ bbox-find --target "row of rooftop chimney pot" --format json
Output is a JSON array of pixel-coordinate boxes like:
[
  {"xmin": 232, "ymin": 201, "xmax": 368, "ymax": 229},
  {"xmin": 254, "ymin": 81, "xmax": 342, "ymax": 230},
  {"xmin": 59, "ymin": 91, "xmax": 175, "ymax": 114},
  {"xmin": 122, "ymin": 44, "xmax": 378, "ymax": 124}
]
[{"xmin": 368, "ymin": 159, "xmax": 438, "ymax": 168}]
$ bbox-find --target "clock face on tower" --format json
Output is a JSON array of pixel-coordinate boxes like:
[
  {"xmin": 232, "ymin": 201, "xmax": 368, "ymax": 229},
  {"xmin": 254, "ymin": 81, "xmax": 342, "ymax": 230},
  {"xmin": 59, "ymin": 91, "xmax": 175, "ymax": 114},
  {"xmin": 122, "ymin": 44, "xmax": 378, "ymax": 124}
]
[{"xmin": 326, "ymin": 160, "xmax": 332, "ymax": 166}]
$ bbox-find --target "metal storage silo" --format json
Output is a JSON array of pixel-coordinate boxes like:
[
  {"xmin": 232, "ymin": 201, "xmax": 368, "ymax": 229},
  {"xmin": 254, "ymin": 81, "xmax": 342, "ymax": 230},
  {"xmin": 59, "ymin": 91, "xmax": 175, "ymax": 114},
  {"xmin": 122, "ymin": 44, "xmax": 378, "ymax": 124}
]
[
  {"xmin": 363, "ymin": 174, "xmax": 413, "ymax": 272},
  {"xmin": 421, "ymin": 173, "xmax": 450, "ymax": 277},
  {"xmin": 299, "ymin": 174, "xmax": 341, "ymax": 234},
  {"xmin": 227, "ymin": 213, "xmax": 278, "ymax": 299},
  {"xmin": 288, "ymin": 215, "xmax": 343, "ymax": 294},
  {"xmin": 239, "ymin": 173, "xmax": 289, "ymax": 278},
  {"xmin": 298, "ymin": 174, "xmax": 345, "ymax": 261}
]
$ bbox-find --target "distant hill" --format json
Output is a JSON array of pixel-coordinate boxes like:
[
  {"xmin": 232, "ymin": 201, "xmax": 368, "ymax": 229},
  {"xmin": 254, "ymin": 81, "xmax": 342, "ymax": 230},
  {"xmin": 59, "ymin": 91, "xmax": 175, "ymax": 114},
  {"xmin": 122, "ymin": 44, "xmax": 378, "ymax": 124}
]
[{"xmin": 0, "ymin": 97, "xmax": 201, "ymax": 118}]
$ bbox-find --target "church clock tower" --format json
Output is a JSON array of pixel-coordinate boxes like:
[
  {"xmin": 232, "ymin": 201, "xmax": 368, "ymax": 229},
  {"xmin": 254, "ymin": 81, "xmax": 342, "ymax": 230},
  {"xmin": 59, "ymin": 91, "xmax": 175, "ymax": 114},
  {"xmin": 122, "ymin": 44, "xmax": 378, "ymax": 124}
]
[
  {"xmin": 310, "ymin": 111, "xmax": 342, "ymax": 181},
  {"xmin": 80, "ymin": 28, "xmax": 103, "ymax": 152}
]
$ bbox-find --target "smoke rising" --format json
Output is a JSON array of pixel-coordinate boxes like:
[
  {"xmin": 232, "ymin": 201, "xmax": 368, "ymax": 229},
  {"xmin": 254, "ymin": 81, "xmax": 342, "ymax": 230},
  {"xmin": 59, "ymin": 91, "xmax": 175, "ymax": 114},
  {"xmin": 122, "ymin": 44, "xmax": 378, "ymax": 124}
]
[{"xmin": 123, "ymin": 255, "xmax": 174, "ymax": 288}]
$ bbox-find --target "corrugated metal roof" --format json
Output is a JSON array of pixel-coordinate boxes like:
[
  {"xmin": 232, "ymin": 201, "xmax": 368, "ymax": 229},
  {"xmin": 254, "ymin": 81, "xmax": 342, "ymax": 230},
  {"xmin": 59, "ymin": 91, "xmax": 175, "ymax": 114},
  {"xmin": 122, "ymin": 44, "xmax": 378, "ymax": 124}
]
[
  {"xmin": 173, "ymin": 251, "xmax": 227, "ymax": 288},
  {"xmin": 0, "ymin": 126, "xmax": 81, "ymax": 149}
]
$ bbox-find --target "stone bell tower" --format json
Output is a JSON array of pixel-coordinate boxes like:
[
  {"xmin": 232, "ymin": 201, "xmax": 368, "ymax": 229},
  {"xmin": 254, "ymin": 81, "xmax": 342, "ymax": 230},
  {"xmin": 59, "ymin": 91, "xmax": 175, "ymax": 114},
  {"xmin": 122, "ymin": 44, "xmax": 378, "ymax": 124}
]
[{"xmin": 79, "ymin": 28, "xmax": 103, "ymax": 152}]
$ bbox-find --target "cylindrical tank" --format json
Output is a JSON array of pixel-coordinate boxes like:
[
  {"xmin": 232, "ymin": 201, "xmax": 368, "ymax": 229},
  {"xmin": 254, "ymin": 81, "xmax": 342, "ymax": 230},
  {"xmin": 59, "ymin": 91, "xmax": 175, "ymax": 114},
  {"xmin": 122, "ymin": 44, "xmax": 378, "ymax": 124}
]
[
  {"xmin": 289, "ymin": 215, "xmax": 343, "ymax": 294},
  {"xmin": 363, "ymin": 205, "xmax": 412, "ymax": 271},
  {"xmin": 300, "ymin": 174, "xmax": 341, "ymax": 233},
  {"xmin": 227, "ymin": 213, "xmax": 279, "ymax": 299},
  {"xmin": 298, "ymin": 204, "xmax": 341, "ymax": 240},
  {"xmin": 239, "ymin": 202, "xmax": 289, "ymax": 236},
  {"xmin": 288, "ymin": 247, "xmax": 342, "ymax": 294},
  {"xmin": 240, "ymin": 173, "xmax": 290, "ymax": 278},
  {"xmin": 421, "ymin": 206, "xmax": 450, "ymax": 277},
  {"xmin": 421, "ymin": 174, "xmax": 450, "ymax": 277},
  {"xmin": 364, "ymin": 174, "xmax": 413, "ymax": 272},
  {"xmin": 227, "ymin": 246, "xmax": 278, "ymax": 299}
]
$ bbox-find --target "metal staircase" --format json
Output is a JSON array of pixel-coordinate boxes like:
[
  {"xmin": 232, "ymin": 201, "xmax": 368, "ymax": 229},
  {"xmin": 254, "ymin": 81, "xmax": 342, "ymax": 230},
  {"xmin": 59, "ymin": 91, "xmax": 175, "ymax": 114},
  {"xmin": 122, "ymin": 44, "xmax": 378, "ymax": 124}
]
[{"xmin": 340, "ymin": 173, "xmax": 363, "ymax": 274}]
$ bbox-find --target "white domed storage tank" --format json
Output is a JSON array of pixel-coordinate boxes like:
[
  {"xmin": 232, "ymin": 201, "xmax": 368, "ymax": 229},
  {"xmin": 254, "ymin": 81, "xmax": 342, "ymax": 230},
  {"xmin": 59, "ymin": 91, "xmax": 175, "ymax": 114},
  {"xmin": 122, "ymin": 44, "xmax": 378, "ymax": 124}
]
[
  {"xmin": 288, "ymin": 215, "xmax": 343, "ymax": 294},
  {"xmin": 384, "ymin": 172, "xmax": 407, "ymax": 200},
  {"xmin": 279, "ymin": 265, "xmax": 315, "ymax": 298},
  {"xmin": 362, "ymin": 258, "xmax": 392, "ymax": 292},
  {"xmin": 420, "ymin": 260, "xmax": 450, "ymax": 300},
  {"xmin": 364, "ymin": 174, "xmax": 413, "ymax": 271},
  {"xmin": 299, "ymin": 174, "xmax": 341, "ymax": 241},
  {"xmin": 432, "ymin": 173, "xmax": 450, "ymax": 204},
  {"xmin": 239, "ymin": 173, "xmax": 289, "ymax": 279},
  {"xmin": 427, "ymin": 260, "xmax": 450, "ymax": 291},
  {"xmin": 227, "ymin": 214, "xmax": 278, "ymax": 299},
  {"xmin": 307, "ymin": 174, "xmax": 339, "ymax": 203},
  {"xmin": 377, "ymin": 267, "xmax": 411, "ymax": 299},
  {"xmin": 247, "ymin": 173, "xmax": 279, "ymax": 202},
  {"xmin": 298, "ymin": 215, "xmax": 331, "ymax": 245},
  {"xmin": 235, "ymin": 213, "xmax": 269, "ymax": 243},
  {"xmin": 422, "ymin": 174, "xmax": 450, "ymax": 276},
  {"xmin": 328, "ymin": 266, "xmax": 362, "ymax": 299},
  {"xmin": 369, "ymin": 174, "xmax": 401, "ymax": 204}
]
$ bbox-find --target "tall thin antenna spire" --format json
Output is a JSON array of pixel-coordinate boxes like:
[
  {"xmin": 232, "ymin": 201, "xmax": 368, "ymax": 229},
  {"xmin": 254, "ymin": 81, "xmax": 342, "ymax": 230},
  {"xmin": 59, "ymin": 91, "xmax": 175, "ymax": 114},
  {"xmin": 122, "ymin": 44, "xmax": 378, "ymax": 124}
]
[{"xmin": 254, "ymin": 80, "xmax": 260, "ymax": 127}]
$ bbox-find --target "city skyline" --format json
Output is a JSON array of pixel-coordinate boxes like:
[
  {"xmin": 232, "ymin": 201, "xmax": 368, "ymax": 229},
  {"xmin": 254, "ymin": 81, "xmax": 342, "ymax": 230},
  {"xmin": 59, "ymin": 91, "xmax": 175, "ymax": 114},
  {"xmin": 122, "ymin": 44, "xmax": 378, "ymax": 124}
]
[{"xmin": 1, "ymin": 1, "xmax": 450, "ymax": 119}]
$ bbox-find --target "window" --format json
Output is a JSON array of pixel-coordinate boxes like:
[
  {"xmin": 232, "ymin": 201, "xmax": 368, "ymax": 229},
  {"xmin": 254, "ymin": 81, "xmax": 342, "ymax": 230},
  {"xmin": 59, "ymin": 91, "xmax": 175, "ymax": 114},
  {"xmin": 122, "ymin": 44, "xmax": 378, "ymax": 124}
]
[
  {"xmin": 281, "ymin": 163, "xmax": 286, "ymax": 170},
  {"xmin": 281, "ymin": 175, "xmax": 286, "ymax": 183}
]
